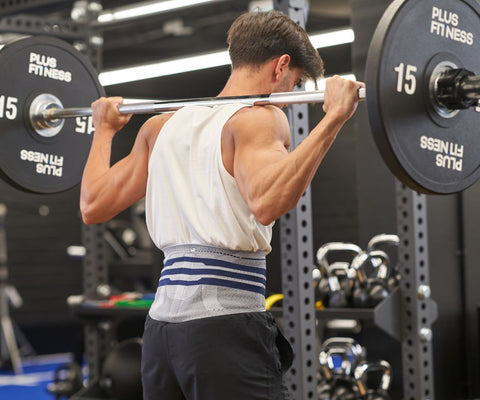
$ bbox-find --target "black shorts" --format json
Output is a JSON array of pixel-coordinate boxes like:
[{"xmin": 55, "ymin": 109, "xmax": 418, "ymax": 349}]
[{"xmin": 141, "ymin": 311, "xmax": 293, "ymax": 400}]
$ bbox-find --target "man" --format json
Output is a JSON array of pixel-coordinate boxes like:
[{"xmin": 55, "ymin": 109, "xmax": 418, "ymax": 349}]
[{"xmin": 80, "ymin": 10, "xmax": 363, "ymax": 400}]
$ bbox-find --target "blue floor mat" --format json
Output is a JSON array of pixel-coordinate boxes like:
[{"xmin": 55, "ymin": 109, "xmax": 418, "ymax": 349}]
[{"xmin": 0, "ymin": 353, "xmax": 76, "ymax": 400}]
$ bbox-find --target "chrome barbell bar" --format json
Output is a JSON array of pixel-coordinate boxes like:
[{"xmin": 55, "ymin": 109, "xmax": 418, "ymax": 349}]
[{"xmin": 41, "ymin": 88, "xmax": 367, "ymax": 122}]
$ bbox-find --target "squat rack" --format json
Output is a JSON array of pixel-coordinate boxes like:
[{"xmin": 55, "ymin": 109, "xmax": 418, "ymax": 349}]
[
  {"xmin": 275, "ymin": 1, "xmax": 437, "ymax": 400},
  {"xmin": 0, "ymin": 0, "xmax": 438, "ymax": 398},
  {"xmin": 78, "ymin": 0, "xmax": 437, "ymax": 397}
]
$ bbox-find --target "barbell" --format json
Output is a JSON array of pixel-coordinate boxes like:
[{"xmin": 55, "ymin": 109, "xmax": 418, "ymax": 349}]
[{"xmin": 0, "ymin": 0, "xmax": 479, "ymax": 194}]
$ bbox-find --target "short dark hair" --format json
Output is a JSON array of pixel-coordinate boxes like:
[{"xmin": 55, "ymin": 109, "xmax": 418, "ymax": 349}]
[{"xmin": 227, "ymin": 10, "xmax": 324, "ymax": 82}]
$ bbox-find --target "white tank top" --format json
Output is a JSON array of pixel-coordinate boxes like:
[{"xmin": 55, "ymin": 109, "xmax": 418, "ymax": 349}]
[{"xmin": 145, "ymin": 104, "xmax": 273, "ymax": 253}]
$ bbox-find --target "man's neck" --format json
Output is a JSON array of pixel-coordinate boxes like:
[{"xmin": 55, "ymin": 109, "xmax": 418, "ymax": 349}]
[{"xmin": 218, "ymin": 65, "xmax": 273, "ymax": 97}]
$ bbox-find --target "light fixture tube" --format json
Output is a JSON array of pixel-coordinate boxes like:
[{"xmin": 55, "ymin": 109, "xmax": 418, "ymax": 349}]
[
  {"xmin": 98, "ymin": 0, "xmax": 218, "ymax": 23},
  {"xmin": 99, "ymin": 28, "xmax": 354, "ymax": 86}
]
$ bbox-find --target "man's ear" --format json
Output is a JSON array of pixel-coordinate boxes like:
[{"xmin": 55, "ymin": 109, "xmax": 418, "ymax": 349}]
[{"xmin": 273, "ymin": 54, "xmax": 291, "ymax": 82}]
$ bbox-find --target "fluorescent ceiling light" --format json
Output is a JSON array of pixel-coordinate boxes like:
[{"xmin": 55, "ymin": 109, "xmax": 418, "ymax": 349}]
[
  {"xmin": 248, "ymin": 0, "xmax": 274, "ymax": 12},
  {"xmin": 305, "ymin": 74, "xmax": 357, "ymax": 92},
  {"xmin": 123, "ymin": 98, "xmax": 161, "ymax": 103},
  {"xmin": 309, "ymin": 28, "xmax": 354, "ymax": 49},
  {"xmin": 99, "ymin": 28, "xmax": 354, "ymax": 87},
  {"xmin": 100, "ymin": 50, "xmax": 229, "ymax": 86},
  {"xmin": 98, "ymin": 0, "xmax": 217, "ymax": 23}
]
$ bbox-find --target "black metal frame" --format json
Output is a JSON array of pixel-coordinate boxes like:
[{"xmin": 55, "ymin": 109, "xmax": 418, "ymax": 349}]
[
  {"xmin": 81, "ymin": 224, "xmax": 112, "ymax": 383},
  {"xmin": 0, "ymin": 10, "xmax": 102, "ymax": 68},
  {"xmin": 273, "ymin": 2, "xmax": 318, "ymax": 399},
  {"xmin": 0, "ymin": 0, "xmax": 71, "ymax": 17},
  {"xmin": 395, "ymin": 182, "xmax": 438, "ymax": 400},
  {"xmin": 278, "ymin": 103, "xmax": 318, "ymax": 399}
]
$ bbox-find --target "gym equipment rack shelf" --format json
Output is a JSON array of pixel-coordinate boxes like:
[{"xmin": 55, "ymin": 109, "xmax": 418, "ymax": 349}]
[
  {"xmin": 315, "ymin": 287, "xmax": 403, "ymax": 342},
  {"xmin": 271, "ymin": 287, "xmax": 404, "ymax": 342},
  {"xmin": 70, "ymin": 304, "xmax": 149, "ymax": 318}
]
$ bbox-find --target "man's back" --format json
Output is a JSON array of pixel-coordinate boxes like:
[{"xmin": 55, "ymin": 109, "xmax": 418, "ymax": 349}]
[{"xmin": 146, "ymin": 104, "xmax": 273, "ymax": 253}]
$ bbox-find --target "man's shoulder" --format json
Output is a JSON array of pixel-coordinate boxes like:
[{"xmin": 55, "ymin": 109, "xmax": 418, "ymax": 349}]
[
  {"xmin": 139, "ymin": 113, "xmax": 174, "ymax": 149},
  {"xmin": 144, "ymin": 113, "xmax": 174, "ymax": 133},
  {"xmin": 225, "ymin": 105, "xmax": 290, "ymax": 145},
  {"xmin": 231, "ymin": 104, "xmax": 288, "ymax": 125}
]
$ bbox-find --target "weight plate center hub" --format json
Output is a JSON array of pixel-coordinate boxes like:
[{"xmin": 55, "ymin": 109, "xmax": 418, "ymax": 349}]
[
  {"xmin": 428, "ymin": 60, "xmax": 461, "ymax": 120},
  {"xmin": 29, "ymin": 93, "xmax": 65, "ymax": 138}
]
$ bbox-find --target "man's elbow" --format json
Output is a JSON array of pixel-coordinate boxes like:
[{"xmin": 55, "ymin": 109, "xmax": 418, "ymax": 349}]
[
  {"xmin": 80, "ymin": 201, "xmax": 104, "ymax": 225},
  {"xmin": 251, "ymin": 200, "xmax": 277, "ymax": 226},
  {"xmin": 80, "ymin": 206, "xmax": 96, "ymax": 225},
  {"xmin": 251, "ymin": 196, "xmax": 299, "ymax": 226},
  {"xmin": 81, "ymin": 213, "xmax": 97, "ymax": 226},
  {"xmin": 255, "ymin": 212, "xmax": 274, "ymax": 226}
]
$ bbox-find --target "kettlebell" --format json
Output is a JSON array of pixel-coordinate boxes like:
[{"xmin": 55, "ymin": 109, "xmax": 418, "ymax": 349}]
[
  {"xmin": 313, "ymin": 265, "xmax": 330, "ymax": 307},
  {"xmin": 351, "ymin": 251, "xmax": 390, "ymax": 308},
  {"xmin": 330, "ymin": 262, "xmax": 355, "ymax": 304},
  {"xmin": 316, "ymin": 242, "xmax": 362, "ymax": 308},
  {"xmin": 354, "ymin": 360, "xmax": 392, "ymax": 400},
  {"xmin": 321, "ymin": 337, "xmax": 366, "ymax": 370},
  {"xmin": 366, "ymin": 250, "xmax": 391, "ymax": 307},
  {"xmin": 367, "ymin": 234, "xmax": 400, "ymax": 293}
]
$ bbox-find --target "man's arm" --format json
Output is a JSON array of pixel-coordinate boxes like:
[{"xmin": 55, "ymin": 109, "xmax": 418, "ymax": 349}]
[
  {"xmin": 80, "ymin": 97, "xmax": 167, "ymax": 225},
  {"xmin": 230, "ymin": 76, "xmax": 362, "ymax": 225}
]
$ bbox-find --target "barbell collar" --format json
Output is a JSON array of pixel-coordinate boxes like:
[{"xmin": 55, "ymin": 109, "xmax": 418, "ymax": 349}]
[
  {"xmin": 436, "ymin": 68, "xmax": 480, "ymax": 110},
  {"xmin": 41, "ymin": 88, "xmax": 367, "ymax": 123},
  {"xmin": 459, "ymin": 74, "xmax": 480, "ymax": 100}
]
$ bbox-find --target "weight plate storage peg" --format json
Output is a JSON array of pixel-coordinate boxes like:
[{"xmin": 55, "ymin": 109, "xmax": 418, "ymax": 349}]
[
  {"xmin": 366, "ymin": 0, "xmax": 480, "ymax": 194},
  {"xmin": 0, "ymin": 36, "xmax": 105, "ymax": 194}
]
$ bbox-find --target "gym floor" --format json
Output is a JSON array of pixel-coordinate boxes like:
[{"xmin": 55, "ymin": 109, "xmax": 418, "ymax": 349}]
[{"xmin": 0, "ymin": 353, "xmax": 77, "ymax": 400}]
